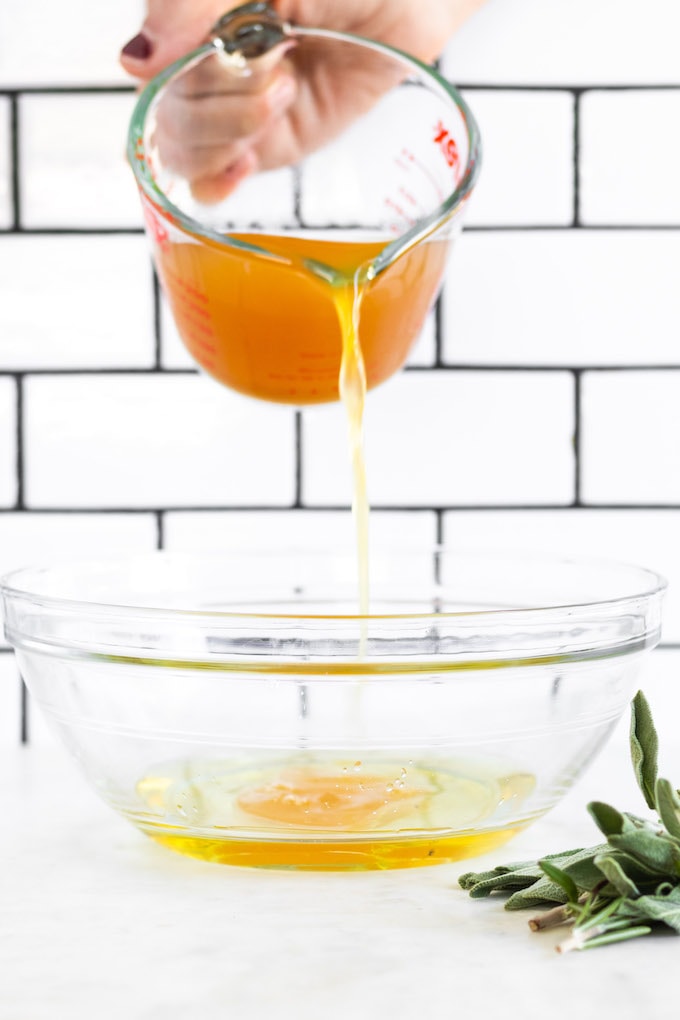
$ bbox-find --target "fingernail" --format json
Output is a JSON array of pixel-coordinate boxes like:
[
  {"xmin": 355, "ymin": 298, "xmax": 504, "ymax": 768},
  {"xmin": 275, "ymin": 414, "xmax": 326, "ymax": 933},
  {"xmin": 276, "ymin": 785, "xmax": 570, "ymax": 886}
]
[{"xmin": 121, "ymin": 33, "xmax": 153, "ymax": 61}]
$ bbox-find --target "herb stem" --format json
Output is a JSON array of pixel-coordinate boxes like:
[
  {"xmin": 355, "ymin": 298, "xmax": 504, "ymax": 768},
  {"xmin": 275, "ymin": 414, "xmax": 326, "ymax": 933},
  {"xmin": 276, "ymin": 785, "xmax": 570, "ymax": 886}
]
[
  {"xmin": 557, "ymin": 925, "xmax": 651, "ymax": 954},
  {"xmin": 528, "ymin": 905, "xmax": 573, "ymax": 931}
]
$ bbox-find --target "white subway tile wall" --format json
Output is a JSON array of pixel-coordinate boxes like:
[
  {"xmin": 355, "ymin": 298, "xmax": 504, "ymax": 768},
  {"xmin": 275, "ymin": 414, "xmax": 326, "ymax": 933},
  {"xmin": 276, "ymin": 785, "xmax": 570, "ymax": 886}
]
[
  {"xmin": 0, "ymin": 512, "xmax": 157, "ymax": 648},
  {"xmin": 201, "ymin": 167, "xmax": 297, "ymax": 228},
  {"xmin": 442, "ymin": 231, "xmax": 680, "ymax": 366},
  {"xmin": 405, "ymin": 312, "xmax": 437, "ymax": 368},
  {"xmin": 580, "ymin": 91, "xmax": 680, "ymax": 225},
  {"xmin": 0, "ymin": 0, "xmax": 142, "ymax": 87},
  {"xmin": 0, "ymin": 236, "xmax": 155, "ymax": 369},
  {"xmin": 302, "ymin": 371, "xmax": 575, "ymax": 506},
  {"xmin": 443, "ymin": 0, "xmax": 680, "ymax": 85},
  {"xmin": 461, "ymin": 90, "xmax": 574, "ymax": 227},
  {"xmin": 24, "ymin": 375, "xmax": 297, "ymax": 508},
  {"xmin": 440, "ymin": 510, "xmax": 680, "ymax": 640},
  {"xmin": 582, "ymin": 372, "xmax": 680, "ymax": 504},
  {"xmin": 1, "ymin": 0, "xmax": 679, "ymax": 746},
  {"xmin": 20, "ymin": 93, "xmax": 142, "ymax": 229},
  {"xmin": 164, "ymin": 509, "xmax": 437, "ymax": 555}
]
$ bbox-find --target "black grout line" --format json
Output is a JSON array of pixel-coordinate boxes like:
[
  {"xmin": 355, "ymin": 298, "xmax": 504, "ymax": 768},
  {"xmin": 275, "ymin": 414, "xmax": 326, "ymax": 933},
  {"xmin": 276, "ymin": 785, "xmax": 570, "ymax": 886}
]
[
  {"xmin": 464, "ymin": 224, "xmax": 680, "ymax": 232},
  {"xmin": 0, "ymin": 85, "xmax": 137, "ymax": 96},
  {"xmin": 0, "ymin": 507, "xmax": 161, "ymax": 514},
  {"xmin": 572, "ymin": 91, "xmax": 581, "ymax": 228},
  {"xmin": 0, "ymin": 368, "xmax": 198, "ymax": 377},
  {"xmin": 572, "ymin": 370, "xmax": 582, "ymax": 506},
  {"xmin": 20, "ymin": 676, "xmax": 29, "ymax": 745},
  {"xmin": 155, "ymin": 511, "xmax": 165, "ymax": 550},
  {"xmin": 3, "ymin": 503, "xmax": 679, "ymax": 514},
  {"xmin": 3, "ymin": 83, "xmax": 680, "ymax": 98},
  {"xmin": 9, "ymin": 95, "xmax": 20, "ymax": 230},
  {"xmin": 2, "ymin": 225, "xmax": 679, "ymax": 238},
  {"xmin": 14, "ymin": 375, "xmax": 24, "ymax": 510},
  {"xmin": 419, "ymin": 503, "xmax": 680, "ymax": 511},
  {"xmin": 292, "ymin": 166, "xmax": 303, "ymax": 227},
  {"xmin": 3, "ymin": 365, "xmax": 680, "ymax": 379},
  {"xmin": 405, "ymin": 364, "xmax": 680, "ymax": 373},
  {"xmin": 0, "ymin": 227, "xmax": 145, "ymax": 236},
  {"xmin": 433, "ymin": 295, "xmax": 444, "ymax": 368},
  {"xmin": 433, "ymin": 510, "xmax": 444, "ymax": 587},
  {"xmin": 151, "ymin": 266, "xmax": 162, "ymax": 370},
  {"xmin": 435, "ymin": 510, "xmax": 444, "ymax": 544},
  {"xmin": 454, "ymin": 83, "xmax": 680, "ymax": 93},
  {"xmin": 293, "ymin": 412, "xmax": 303, "ymax": 508}
]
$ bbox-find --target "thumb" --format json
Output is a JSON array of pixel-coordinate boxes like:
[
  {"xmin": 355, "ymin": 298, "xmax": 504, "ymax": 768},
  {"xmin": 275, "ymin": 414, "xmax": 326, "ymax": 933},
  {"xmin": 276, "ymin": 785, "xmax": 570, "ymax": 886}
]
[{"xmin": 120, "ymin": 0, "xmax": 229, "ymax": 80}]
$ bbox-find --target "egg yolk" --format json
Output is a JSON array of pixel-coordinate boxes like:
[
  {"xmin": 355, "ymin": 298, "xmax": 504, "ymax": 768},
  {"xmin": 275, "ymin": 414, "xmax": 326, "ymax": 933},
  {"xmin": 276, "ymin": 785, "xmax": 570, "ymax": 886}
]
[{"xmin": 236, "ymin": 768, "xmax": 430, "ymax": 829}]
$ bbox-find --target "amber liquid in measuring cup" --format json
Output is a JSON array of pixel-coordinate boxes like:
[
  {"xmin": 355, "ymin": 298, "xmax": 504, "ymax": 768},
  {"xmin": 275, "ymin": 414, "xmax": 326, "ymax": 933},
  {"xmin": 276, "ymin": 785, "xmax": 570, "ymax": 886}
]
[{"xmin": 152, "ymin": 226, "xmax": 448, "ymax": 405}]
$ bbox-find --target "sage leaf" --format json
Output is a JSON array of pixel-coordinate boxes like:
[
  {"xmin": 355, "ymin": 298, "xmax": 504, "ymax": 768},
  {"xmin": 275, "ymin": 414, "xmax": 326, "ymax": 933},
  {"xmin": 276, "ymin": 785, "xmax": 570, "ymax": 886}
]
[
  {"xmin": 608, "ymin": 827, "xmax": 680, "ymax": 876},
  {"xmin": 458, "ymin": 862, "xmax": 545, "ymax": 897},
  {"xmin": 539, "ymin": 860, "xmax": 579, "ymax": 903},
  {"xmin": 630, "ymin": 690, "xmax": 658, "ymax": 810},
  {"xmin": 560, "ymin": 850, "xmax": 612, "ymax": 892},
  {"xmin": 588, "ymin": 801, "xmax": 625, "ymax": 837},
  {"xmin": 655, "ymin": 778, "xmax": 680, "ymax": 841},
  {"xmin": 459, "ymin": 846, "xmax": 608, "ymax": 907},
  {"xmin": 504, "ymin": 878, "xmax": 571, "ymax": 910},
  {"xmin": 628, "ymin": 891, "xmax": 680, "ymax": 933},
  {"xmin": 505, "ymin": 847, "xmax": 609, "ymax": 910},
  {"xmin": 593, "ymin": 854, "xmax": 640, "ymax": 898},
  {"xmin": 603, "ymin": 849, "xmax": 677, "ymax": 889}
]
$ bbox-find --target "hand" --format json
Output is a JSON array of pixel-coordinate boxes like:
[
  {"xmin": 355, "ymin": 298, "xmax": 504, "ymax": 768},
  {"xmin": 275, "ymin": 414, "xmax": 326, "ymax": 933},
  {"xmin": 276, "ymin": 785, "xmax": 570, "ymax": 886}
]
[{"xmin": 121, "ymin": 0, "xmax": 485, "ymax": 202}]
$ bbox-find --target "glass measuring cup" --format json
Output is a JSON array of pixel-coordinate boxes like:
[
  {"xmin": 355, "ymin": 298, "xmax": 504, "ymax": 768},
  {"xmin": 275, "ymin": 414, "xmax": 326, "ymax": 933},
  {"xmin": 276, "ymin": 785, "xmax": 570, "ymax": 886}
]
[{"xmin": 128, "ymin": 3, "xmax": 481, "ymax": 404}]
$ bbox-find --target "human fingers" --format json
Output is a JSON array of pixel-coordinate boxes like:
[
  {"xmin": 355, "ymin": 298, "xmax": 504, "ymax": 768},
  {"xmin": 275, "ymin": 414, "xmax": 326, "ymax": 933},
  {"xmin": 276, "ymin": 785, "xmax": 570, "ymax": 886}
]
[
  {"xmin": 152, "ymin": 60, "xmax": 296, "ymax": 199},
  {"xmin": 120, "ymin": 0, "xmax": 228, "ymax": 80},
  {"xmin": 155, "ymin": 66, "xmax": 297, "ymax": 148}
]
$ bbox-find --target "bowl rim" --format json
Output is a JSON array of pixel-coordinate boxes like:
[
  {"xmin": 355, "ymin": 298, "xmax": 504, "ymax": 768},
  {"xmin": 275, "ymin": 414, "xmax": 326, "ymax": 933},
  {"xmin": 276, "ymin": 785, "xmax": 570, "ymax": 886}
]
[{"xmin": 0, "ymin": 548, "xmax": 667, "ymax": 623}]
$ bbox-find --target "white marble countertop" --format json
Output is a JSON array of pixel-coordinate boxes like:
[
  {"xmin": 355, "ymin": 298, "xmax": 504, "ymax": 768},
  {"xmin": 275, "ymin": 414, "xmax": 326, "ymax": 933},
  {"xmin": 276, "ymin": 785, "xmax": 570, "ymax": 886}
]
[{"xmin": 5, "ymin": 651, "xmax": 680, "ymax": 1020}]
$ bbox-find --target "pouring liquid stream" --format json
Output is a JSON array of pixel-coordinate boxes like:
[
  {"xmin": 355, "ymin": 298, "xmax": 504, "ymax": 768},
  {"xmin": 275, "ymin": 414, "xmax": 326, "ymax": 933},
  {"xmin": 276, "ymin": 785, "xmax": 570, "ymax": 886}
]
[{"xmin": 336, "ymin": 267, "xmax": 371, "ymax": 655}]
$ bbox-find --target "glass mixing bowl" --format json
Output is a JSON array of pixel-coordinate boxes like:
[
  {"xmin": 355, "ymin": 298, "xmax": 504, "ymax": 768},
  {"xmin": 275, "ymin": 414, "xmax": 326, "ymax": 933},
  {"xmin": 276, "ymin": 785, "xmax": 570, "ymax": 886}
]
[{"xmin": 1, "ymin": 550, "xmax": 665, "ymax": 870}]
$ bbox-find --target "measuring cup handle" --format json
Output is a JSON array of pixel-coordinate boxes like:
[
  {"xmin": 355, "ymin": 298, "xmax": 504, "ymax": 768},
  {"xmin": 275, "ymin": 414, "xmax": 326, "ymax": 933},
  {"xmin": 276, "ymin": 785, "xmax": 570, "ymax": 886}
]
[{"xmin": 209, "ymin": 3, "xmax": 293, "ymax": 70}]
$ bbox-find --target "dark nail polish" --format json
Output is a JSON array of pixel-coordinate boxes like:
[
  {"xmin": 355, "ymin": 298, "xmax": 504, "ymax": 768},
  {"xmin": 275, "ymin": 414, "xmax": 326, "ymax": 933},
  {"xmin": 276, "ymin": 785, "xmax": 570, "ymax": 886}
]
[{"xmin": 122, "ymin": 33, "xmax": 153, "ymax": 61}]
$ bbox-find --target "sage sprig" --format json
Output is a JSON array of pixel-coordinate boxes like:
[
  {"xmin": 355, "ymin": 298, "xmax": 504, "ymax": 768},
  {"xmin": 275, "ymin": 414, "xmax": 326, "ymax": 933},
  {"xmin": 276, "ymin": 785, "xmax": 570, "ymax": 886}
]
[{"xmin": 459, "ymin": 691, "xmax": 680, "ymax": 953}]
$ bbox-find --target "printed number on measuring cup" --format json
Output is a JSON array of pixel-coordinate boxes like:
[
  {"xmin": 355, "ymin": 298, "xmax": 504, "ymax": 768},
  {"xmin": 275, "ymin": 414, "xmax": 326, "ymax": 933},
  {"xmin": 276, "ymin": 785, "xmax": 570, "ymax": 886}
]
[{"xmin": 433, "ymin": 122, "xmax": 459, "ymax": 171}]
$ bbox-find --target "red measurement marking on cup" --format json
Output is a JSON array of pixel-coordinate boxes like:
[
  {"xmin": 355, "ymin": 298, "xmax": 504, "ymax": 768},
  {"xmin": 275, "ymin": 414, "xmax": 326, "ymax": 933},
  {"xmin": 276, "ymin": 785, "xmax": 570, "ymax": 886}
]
[
  {"xmin": 394, "ymin": 145, "xmax": 445, "ymax": 204},
  {"xmin": 398, "ymin": 186, "xmax": 418, "ymax": 209},
  {"xmin": 395, "ymin": 147, "xmax": 416, "ymax": 170},
  {"xmin": 433, "ymin": 121, "xmax": 460, "ymax": 173},
  {"xmin": 384, "ymin": 195, "xmax": 415, "ymax": 227},
  {"xmin": 165, "ymin": 265, "xmax": 209, "ymax": 307},
  {"xmin": 142, "ymin": 201, "xmax": 169, "ymax": 249}
]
